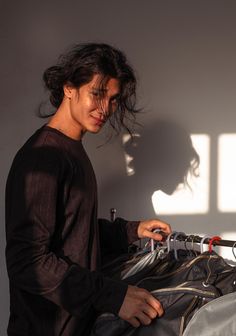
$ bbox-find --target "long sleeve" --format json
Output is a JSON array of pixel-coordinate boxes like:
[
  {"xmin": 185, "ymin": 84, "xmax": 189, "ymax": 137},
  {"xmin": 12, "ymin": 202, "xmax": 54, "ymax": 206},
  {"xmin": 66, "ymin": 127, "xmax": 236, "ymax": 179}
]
[
  {"xmin": 98, "ymin": 217, "xmax": 140, "ymax": 259},
  {"xmin": 5, "ymin": 141, "xmax": 127, "ymax": 321}
]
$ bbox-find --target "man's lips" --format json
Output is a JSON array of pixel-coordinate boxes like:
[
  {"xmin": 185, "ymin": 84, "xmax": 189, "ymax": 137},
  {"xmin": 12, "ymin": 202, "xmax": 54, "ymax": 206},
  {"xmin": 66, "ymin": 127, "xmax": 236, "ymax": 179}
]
[{"xmin": 91, "ymin": 115, "xmax": 105, "ymax": 125}]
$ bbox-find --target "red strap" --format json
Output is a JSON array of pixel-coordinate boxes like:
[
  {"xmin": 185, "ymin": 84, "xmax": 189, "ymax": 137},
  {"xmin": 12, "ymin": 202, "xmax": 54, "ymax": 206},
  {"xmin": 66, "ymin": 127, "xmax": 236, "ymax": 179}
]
[{"xmin": 208, "ymin": 236, "xmax": 221, "ymax": 252}]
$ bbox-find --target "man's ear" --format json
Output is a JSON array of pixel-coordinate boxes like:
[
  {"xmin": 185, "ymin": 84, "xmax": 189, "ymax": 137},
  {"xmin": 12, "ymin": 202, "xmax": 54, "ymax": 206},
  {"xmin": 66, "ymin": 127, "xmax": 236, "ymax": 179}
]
[{"xmin": 63, "ymin": 83, "xmax": 74, "ymax": 99}]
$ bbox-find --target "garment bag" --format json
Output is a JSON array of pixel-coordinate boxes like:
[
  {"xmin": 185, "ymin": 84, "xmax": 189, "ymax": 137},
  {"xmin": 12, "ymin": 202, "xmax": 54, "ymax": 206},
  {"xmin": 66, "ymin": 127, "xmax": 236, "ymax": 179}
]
[
  {"xmin": 92, "ymin": 250, "xmax": 236, "ymax": 336},
  {"xmin": 183, "ymin": 291, "xmax": 236, "ymax": 336}
]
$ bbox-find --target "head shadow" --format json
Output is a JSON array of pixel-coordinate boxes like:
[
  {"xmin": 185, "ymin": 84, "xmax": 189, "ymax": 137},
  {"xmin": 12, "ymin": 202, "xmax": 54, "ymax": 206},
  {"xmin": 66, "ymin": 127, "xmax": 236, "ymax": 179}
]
[
  {"xmin": 125, "ymin": 118, "xmax": 200, "ymax": 196},
  {"xmin": 99, "ymin": 118, "xmax": 200, "ymax": 219}
]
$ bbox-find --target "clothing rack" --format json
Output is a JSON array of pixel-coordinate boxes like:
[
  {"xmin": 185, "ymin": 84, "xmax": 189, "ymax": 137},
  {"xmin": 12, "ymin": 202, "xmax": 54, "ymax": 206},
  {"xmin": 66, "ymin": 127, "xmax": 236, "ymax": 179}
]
[{"xmin": 168, "ymin": 232, "xmax": 236, "ymax": 248}]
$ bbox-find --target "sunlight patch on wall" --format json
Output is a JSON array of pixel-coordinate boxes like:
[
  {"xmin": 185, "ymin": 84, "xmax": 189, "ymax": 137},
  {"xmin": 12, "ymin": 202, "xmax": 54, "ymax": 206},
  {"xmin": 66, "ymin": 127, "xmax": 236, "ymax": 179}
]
[
  {"xmin": 152, "ymin": 135, "xmax": 210, "ymax": 215},
  {"xmin": 218, "ymin": 134, "xmax": 236, "ymax": 212}
]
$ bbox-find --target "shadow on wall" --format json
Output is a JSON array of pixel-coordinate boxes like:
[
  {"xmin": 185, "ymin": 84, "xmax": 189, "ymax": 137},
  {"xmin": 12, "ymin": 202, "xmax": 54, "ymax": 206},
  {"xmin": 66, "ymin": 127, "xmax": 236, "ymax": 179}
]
[{"xmin": 99, "ymin": 118, "xmax": 199, "ymax": 220}]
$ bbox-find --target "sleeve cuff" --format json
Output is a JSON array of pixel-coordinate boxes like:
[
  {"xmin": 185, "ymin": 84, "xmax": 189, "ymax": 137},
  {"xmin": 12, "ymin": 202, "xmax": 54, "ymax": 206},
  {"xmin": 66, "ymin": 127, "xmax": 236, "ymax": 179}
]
[
  {"xmin": 93, "ymin": 276, "xmax": 128, "ymax": 314},
  {"xmin": 125, "ymin": 221, "xmax": 140, "ymax": 244}
]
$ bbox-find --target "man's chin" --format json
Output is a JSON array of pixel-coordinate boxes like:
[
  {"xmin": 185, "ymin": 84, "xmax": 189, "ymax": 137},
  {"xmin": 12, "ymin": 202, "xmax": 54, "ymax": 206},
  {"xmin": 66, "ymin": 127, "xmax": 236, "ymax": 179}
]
[{"xmin": 88, "ymin": 126, "xmax": 103, "ymax": 134}]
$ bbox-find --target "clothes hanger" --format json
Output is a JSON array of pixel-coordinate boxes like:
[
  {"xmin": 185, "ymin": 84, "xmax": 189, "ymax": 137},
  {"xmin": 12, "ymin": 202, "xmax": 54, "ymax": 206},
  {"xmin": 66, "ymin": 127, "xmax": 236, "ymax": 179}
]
[
  {"xmin": 208, "ymin": 236, "xmax": 221, "ymax": 252},
  {"xmin": 200, "ymin": 235, "xmax": 211, "ymax": 253},
  {"xmin": 150, "ymin": 229, "xmax": 162, "ymax": 252},
  {"xmin": 172, "ymin": 232, "xmax": 185, "ymax": 260},
  {"xmin": 190, "ymin": 235, "xmax": 199, "ymax": 257},
  {"xmin": 182, "ymin": 234, "xmax": 198, "ymax": 257},
  {"xmin": 232, "ymin": 241, "xmax": 236, "ymax": 260},
  {"xmin": 183, "ymin": 235, "xmax": 190, "ymax": 252},
  {"xmin": 166, "ymin": 231, "xmax": 177, "ymax": 253}
]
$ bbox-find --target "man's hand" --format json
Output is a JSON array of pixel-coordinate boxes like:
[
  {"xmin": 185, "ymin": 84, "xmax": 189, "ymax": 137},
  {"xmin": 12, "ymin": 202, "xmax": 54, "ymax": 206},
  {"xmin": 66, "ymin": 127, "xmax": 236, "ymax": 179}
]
[
  {"xmin": 118, "ymin": 285, "xmax": 163, "ymax": 328},
  {"xmin": 137, "ymin": 219, "xmax": 172, "ymax": 241}
]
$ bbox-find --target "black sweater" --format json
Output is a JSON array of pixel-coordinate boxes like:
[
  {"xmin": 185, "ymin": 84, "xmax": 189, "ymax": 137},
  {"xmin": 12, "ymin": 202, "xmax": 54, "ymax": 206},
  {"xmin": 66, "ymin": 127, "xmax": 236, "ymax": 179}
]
[{"xmin": 5, "ymin": 126, "xmax": 139, "ymax": 336}]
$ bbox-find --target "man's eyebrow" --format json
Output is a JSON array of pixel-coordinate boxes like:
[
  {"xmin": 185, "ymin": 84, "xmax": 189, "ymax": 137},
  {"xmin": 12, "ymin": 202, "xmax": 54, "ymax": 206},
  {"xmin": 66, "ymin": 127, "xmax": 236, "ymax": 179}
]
[
  {"xmin": 111, "ymin": 93, "xmax": 120, "ymax": 98},
  {"xmin": 91, "ymin": 87, "xmax": 107, "ymax": 92},
  {"xmin": 91, "ymin": 87, "xmax": 120, "ymax": 97}
]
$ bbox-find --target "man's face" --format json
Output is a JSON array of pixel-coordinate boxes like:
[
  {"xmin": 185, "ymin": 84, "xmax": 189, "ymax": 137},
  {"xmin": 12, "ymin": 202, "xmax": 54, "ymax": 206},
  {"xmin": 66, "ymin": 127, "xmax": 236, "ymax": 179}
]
[{"xmin": 66, "ymin": 74, "xmax": 120, "ymax": 136}]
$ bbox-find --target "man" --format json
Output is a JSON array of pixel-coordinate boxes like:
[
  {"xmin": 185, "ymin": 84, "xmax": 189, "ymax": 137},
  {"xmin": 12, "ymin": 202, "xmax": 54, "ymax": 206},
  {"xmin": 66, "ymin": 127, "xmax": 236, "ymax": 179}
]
[{"xmin": 5, "ymin": 43, "xmax": 171, "ymax": 335}]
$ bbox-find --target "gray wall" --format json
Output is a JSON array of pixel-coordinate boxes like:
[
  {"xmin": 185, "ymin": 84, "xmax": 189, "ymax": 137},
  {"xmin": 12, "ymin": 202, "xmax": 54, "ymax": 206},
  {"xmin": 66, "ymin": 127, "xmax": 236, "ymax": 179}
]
[{"xmin": 1, "ymin": 0, "xmax": 236, "ymax": 334}]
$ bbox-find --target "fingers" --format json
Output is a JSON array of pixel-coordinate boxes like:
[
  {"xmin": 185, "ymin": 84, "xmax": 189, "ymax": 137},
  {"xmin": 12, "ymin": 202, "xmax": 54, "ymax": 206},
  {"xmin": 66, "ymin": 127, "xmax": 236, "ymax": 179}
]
[
  {"xmin": 127, "ymin": 299, "xmax": 160, "ymax": 327},
  {"xmin": 136, "ymin": 311, "xmax": 152, "ymax": 326},
  {"xmin": 138, "ymin": 219, "xmax": 172, "ymax": 239},
  {"xmin": 148, "ymin": 220, "xmax": 172, "ymax": 234},
  {"xmin": 118, "ymin": 286, "xmax": 164, "ymax": 329},
  {"xmin": 139, "ymin": 288, "xmax": 163, "ymax": 318},
  {"xmin": 142, "ymin": 303, "xmax": 158, "ymax": 320},
  {"xmin": 128, "ymin": 317, "xmax": 141, "ymax": 328},
  {"xmin": 143, "ymin": 230, "xmax": 164, "ymax": 241},
  {"xmin": 145, "ymin": 293, "xmax": 164, "ymax": 317},
  {"xmin": 128, "ymin": 300, "xmax": 162, "ymax": 328}
]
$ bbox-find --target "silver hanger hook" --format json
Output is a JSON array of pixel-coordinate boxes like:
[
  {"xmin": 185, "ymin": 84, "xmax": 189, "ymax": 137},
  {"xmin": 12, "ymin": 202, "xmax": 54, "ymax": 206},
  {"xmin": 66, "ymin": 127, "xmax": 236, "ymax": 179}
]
[
  {"xmin": 166, "ymin": 231, "xmax": 177, "ymax": 253},
  {"xmin": 190, "ymin": 234, "xmax": 198, "ymax": 256},
  {"xmin": 200, "ymin": 235, "xmax": 211, "ymax": 253},
  {"xmin": 184, "ymin": 235, "xmax": 189, "ymax": 252},
  {"xmin": 173, "ymin": 232, "xmax": 185, "ymax": 260},
  {"xmin": 150, "ymin": 229, "xmax": 161, "ymax": 252},
  {"xmin": 232, "ymin": 241, "xmax": 236, "ymax": 260}
]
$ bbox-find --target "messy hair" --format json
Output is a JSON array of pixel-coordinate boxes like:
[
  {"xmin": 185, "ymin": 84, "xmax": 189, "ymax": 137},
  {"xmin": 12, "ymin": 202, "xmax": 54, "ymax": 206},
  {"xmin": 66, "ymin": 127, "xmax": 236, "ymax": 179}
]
[{"xmin": 40, "ymin": 43, "xmax": 139, "ymax": 135}]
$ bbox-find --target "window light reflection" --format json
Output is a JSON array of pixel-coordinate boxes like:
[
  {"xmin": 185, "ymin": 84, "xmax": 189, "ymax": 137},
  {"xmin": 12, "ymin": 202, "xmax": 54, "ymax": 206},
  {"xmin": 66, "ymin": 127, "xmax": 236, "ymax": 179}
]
[
  {"xmin": 218, "ymin": 134, "xmax": 236, "ymax": 212},
  {"xmin": 152, "ymin": 135, "xmax": 210, "ymax": 215}
]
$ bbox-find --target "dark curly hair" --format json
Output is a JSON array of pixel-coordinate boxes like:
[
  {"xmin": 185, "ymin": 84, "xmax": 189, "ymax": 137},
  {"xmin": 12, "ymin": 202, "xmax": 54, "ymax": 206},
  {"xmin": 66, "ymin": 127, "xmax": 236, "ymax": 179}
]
[{"xmin": 40, "ymin": 43, "xmax": 139, "ymax": 135}]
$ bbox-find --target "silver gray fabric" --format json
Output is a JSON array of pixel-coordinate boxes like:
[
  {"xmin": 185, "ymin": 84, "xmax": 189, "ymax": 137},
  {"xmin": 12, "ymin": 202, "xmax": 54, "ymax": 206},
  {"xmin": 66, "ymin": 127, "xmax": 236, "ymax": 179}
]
[
  {"xmin": 183, "ymin": 291, "xmax": 236, "ymax": 336},
  {"xmin": 121, "ymin": 248, "xmax": 166, "ymax": 279}
]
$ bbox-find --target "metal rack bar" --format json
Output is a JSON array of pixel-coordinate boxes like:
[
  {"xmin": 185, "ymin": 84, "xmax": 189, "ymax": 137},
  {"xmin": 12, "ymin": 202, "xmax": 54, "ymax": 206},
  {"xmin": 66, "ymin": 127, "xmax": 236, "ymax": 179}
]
[{"xmin": 169, "ymin": 233, "xmax": 236, "ymax": 248}]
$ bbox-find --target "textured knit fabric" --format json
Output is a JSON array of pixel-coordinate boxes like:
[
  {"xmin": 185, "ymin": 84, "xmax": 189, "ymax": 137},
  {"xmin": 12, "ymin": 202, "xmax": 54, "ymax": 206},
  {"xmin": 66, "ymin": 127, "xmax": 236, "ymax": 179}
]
[{"xmin": 5, "ymin": 125, "xmax": 140, "ymax": 336}]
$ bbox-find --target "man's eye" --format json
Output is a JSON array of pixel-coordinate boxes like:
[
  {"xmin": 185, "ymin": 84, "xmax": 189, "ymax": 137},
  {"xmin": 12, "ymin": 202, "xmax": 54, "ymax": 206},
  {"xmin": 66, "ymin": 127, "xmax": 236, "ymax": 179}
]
[
  {"xmin": 111, "ymin": 97, "xmax": 119, "ymax": 104},
  {"xmin": 91, "ymin": 91, "xmax": 100, "ymax": 97}
]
